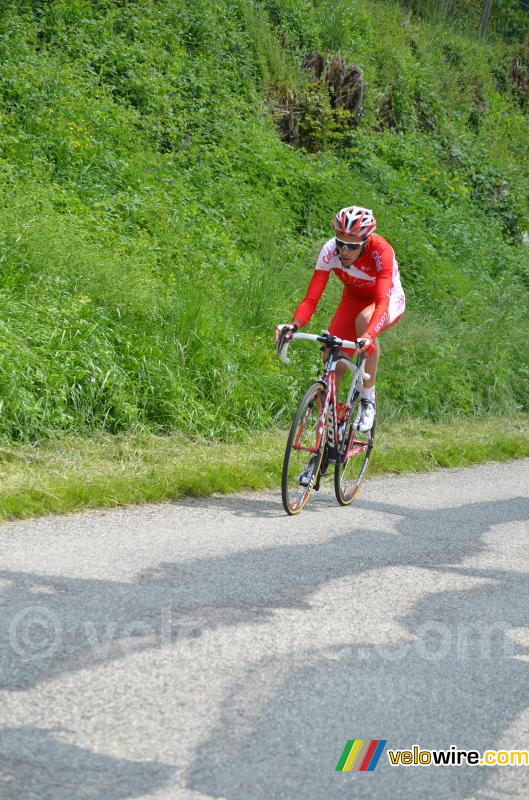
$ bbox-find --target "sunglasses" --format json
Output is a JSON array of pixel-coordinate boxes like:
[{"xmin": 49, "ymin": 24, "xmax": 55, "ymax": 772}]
[{"xmin": 335, "ymin": 238, "xmax": 365, "ymax": 251}]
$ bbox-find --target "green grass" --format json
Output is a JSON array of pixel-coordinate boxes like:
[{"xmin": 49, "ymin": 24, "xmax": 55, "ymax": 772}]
[
  {"xmin": 0, "ymin": 415, "xmax": 527, "ymax": 521},
  {"xmin": 0, "ymin": 0, "xmax": 527, "ymax": 446},
  {"xmin": 0, "ymin": 1, "xmax": 527, "ymax": 514}
]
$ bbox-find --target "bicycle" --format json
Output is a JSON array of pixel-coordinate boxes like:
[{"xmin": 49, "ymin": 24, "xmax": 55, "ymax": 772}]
[{"xmin": 277, "ymin": 330, "xmax": 375, "ymax": 516}]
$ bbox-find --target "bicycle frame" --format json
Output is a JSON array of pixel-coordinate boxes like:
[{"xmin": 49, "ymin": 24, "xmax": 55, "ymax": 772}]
[
  {"xmin": 280, "ymin": 330, "xmax": 375, "ymax": 514},
  {"xmin": 321, "ymin": 349, "xmax": 366, "ymax": 452},
  {"xmin": 283, "ymin": 332, "xmax": 369, "ymax": 459}
]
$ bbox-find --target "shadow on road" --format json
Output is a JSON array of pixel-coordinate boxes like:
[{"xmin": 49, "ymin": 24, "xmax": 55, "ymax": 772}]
[
  {"xmin": 1, "ymin": 493, "xmax": 528, "ymax": 798},
  {"xmin": 173, "ymin": 484, "xmax": 338, "ymax": 518},
  {"xmin": 0, "ymin": 727, "xmax": 174, "ymax": 800},
  {"xmin": 1, "ymin": 496, "xmax": 527, "ymax": 691}
]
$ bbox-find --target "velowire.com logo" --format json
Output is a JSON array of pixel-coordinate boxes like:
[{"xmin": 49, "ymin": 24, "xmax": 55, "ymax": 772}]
[{"xmin": 335, "ymin": 740, "xmax": 387, "ymax": 772}]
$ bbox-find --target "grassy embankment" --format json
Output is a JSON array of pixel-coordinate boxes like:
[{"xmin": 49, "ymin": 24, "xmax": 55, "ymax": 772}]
[
  {"xmin": 0, "ymin": 1, "xmax": 528, "ymax": 517},
  {"xmin": 1, "ymin": 416, "xmax": 527, "ymax": 520}
]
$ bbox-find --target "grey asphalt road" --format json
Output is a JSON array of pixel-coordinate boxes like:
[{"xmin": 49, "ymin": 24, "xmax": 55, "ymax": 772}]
[{"xmin": 1, "ymin": 459, "xmax": 529, "ymax": 800}]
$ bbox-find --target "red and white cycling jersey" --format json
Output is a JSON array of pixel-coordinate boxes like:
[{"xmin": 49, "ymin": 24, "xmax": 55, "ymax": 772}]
[{"xmin": 293, "ymin": 233, "xmax": 405, "ymax": 339}]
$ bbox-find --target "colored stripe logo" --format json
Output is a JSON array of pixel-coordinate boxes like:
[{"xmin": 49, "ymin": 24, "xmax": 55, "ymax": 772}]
[{"xmin": 335, "ymin": 740, "xmax": 387, "ymax": 772}]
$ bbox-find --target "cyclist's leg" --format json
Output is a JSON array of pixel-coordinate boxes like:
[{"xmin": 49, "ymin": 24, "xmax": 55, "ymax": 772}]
[
  {"xmin": 328, "ymin": 291, "xmax": 365, "ymax": 394},
  {"xmin": 321, "ymin": 347, "xmax": 349, "ymax": 391},
  {"xmin": 355, "ymin": 303, "xmax": 378, "ymax": 388},
  {"xmin": 352, "ymin": 292, "xmax": 405, "ymax": 430},
  {"xmin": 356, "ymin": 289, "xmax": 406, "ymax": 385}
]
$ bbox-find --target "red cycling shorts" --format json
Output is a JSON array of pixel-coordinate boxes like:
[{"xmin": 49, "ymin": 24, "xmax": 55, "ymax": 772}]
[{"xmin": 328, "ymin": 287, "xmax": 406, "ymax": 355}]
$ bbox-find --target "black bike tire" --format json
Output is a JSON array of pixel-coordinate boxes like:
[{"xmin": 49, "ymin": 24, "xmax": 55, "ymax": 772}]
[
  {"xmin": 281, "ymin": 382, "xmax": 326, "ymax": 516},
  {"xmin": 334, "ymin": 404, "xmax": 375, "ymax": 506}
]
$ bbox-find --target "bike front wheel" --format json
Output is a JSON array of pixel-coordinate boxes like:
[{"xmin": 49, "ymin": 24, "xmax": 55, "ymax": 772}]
[
  {"xmin": 282, "ymin": 382, "xmax": 326, "ymax": 515},
  {"xmin": 334, "ymin": 399, "xmax": 375, "ymax": 505}
]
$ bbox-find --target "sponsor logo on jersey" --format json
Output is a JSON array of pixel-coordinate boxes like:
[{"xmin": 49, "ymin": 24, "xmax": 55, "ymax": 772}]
[
  {"xmin": 373, "ymin": 252, "xmax": 383, "ymax": 272},
  {"xmin": 374, "ymin": 313, "xmax": 388, "ymax": 333}
]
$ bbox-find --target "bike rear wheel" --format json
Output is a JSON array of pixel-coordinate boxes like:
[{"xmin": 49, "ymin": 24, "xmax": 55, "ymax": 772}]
[
  {"xmin": 334, "ymin": 397, "xmax": 375, "ymax": 505},
  {"xmin": 282, "ymin": 382, "xmax": 326, "ymax": 515}
]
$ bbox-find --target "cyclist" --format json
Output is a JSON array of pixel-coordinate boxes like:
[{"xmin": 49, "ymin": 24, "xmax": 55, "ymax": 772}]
[{"xmin": 276, "ymin": 205, "xmax": 405, "ymax": 432}]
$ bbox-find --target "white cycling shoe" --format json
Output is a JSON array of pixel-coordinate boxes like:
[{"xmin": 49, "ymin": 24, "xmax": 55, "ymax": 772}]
[{"xmin": 354, "ymin": 399, "xmax": 376, "ymax": 432}]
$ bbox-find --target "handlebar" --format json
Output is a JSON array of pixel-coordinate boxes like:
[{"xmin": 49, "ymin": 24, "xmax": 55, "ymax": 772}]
[{"xmin": 278, "ymin": 330, "xmax": 367, "ymax": 366}]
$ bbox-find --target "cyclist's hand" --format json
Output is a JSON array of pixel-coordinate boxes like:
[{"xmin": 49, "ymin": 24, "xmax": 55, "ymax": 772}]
[
  {"xmin": 275, "ymin": 323, "xmax": 298, "ymax": 351},
  {"xmin": 356, "ymin": 336, "xmax": 376, "ymax": 356}
]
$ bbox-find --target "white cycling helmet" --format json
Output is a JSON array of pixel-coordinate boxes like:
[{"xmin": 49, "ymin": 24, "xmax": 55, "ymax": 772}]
[{"xmin": 334, "ymin": 205, "xmax": 377, "ymax": 237}]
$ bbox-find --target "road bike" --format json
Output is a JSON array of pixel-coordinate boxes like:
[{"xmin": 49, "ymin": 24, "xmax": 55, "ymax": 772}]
[{"xmin": 278, "ymin": 330, "xmax": 375, "ymax": 516}]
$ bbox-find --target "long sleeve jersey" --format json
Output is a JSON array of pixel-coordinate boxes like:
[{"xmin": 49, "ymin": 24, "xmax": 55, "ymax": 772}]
[{"xmin": 293, "ymin": 234, "xmax": 404, "ymax": 339}]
